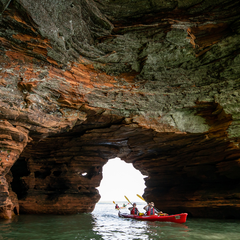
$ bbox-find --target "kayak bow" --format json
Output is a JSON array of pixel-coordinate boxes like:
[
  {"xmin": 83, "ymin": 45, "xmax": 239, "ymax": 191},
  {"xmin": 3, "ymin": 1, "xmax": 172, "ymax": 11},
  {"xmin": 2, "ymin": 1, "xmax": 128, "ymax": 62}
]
[{"xmin": 118, "ymin": 212, "xmax": 188, "ymax": 224}]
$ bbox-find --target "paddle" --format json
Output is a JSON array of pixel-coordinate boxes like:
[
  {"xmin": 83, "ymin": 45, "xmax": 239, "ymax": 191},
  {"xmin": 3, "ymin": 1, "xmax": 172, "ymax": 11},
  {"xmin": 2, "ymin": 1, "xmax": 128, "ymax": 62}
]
[
  {"xmin": 136, "ymin": 194, "xmax": 146, "ymax": 203},
  {"xmin": 124, "ymin": 195, "xmax": 133, "ymax": 206},
  {"xmin": 136, "ymin": 194, "xmax": 162, "ymax": 214},
  {"xmin": 124, "ymin": 195, "xmax": 145, "ymax": 216}
]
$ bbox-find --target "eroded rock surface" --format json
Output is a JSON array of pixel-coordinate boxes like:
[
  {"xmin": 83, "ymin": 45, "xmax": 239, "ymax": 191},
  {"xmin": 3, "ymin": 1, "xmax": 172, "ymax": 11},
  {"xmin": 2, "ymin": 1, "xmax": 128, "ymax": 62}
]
[{"xmin": 0, "ymin": 0, "xmax": 240, "ymax": 219}]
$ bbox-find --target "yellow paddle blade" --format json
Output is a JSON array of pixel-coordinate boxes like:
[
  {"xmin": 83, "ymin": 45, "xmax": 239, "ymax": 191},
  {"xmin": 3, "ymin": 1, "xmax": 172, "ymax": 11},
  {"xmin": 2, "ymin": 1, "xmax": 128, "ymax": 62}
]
[
  {"xmin": 136, "ymin": 194, "xmax": 146, "ymax": 202},
  {"xmin": 113, "ymin": 201, "xmax": 115, "ymax": 204},
  {"xmin": 124, "ymin": 195, "xmax": 132, "ymax": 205}
]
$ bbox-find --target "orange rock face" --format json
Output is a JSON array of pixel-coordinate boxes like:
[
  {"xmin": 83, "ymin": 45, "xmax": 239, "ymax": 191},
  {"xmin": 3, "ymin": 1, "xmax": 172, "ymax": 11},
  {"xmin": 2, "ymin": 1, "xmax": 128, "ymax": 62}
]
[{"xmin": 0, "ymin": 0, "xmax": 240, "ymax": 219}]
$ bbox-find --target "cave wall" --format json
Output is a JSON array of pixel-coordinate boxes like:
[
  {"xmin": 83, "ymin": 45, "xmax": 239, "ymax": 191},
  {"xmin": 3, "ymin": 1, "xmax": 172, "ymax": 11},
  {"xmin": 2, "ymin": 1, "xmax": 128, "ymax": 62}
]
[{"xmin": 0, "ymin": 0, "xmax": 240, "ymax": 219}]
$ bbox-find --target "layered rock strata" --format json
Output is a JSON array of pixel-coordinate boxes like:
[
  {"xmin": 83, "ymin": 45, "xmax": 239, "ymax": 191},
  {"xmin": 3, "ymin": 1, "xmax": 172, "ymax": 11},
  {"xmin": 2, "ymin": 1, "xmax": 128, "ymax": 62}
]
[{"xmin": 0, "ymin": 0, "xmax": 240, "ymax": 219}]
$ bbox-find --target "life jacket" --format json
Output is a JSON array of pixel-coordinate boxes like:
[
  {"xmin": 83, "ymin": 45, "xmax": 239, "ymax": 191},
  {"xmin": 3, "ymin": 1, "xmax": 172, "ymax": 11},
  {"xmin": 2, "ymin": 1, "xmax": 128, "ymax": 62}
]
[
  {"xmin": 146, "ymin": 207, "xmax": 155, "ymax": 215},
  {"xmin": 131, "ymin": 207, "xmax": 138, "ymax": 215}
]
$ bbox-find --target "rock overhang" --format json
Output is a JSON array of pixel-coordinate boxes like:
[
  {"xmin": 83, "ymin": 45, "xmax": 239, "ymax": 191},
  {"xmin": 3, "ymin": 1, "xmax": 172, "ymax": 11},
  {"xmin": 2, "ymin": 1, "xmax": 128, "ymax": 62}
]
[{"xmin": 0, "ymin": 0, "xmax": 240, "ymax": 219}]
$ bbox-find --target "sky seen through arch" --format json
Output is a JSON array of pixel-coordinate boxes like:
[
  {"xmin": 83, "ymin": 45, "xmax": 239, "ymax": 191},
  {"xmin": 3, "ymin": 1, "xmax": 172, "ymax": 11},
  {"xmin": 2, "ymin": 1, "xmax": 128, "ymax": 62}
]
[{"xmin": 97, "ymin": 157, "xmax": 147, "ymax": 204}]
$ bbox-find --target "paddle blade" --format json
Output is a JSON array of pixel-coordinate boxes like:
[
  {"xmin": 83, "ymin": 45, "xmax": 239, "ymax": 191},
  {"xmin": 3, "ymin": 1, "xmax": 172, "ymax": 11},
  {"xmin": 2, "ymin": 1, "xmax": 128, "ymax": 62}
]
[
  {"xmin": 113, "ymin": 201, "xmax": 115, "ymax": 204},
  {"xmin": 124, "ymin": 195, "xmax": 132, "ymax": 205},
  {"xmin": 137, "ymin": 194, "xmax": 146, "ymax": 202}
]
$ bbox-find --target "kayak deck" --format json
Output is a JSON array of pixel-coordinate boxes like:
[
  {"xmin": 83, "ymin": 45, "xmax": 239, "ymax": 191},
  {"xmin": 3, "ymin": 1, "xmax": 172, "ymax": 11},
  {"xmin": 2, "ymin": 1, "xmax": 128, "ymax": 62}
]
[{"xmin": 118, "ymin": 212, "xmax": 188, "ymax": 224}]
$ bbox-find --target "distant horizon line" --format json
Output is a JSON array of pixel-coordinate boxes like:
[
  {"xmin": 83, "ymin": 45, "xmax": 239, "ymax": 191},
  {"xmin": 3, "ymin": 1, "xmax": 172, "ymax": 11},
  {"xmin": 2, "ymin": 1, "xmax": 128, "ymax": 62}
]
[{"xmin": 98, "ymin": 200, "xmax": 145, "ymax": 204}]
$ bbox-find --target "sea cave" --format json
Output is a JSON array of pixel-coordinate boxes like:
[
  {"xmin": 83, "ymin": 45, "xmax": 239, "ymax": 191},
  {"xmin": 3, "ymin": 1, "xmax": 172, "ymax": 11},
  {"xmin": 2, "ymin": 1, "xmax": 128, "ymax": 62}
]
[{"xmin": 0, "ymin": 0, "xmax": 240, "ymax": 219}]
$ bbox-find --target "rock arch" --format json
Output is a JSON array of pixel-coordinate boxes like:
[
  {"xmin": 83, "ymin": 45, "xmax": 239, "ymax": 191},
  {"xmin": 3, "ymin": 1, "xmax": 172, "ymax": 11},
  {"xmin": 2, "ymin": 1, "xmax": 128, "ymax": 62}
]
[
  {"xmin": 0, "ymin": 0, "xmax": 240, "ymax": 219},
  {"xmin": 1, "ymin": 102, "xmax": 240, "ymax": 219}
]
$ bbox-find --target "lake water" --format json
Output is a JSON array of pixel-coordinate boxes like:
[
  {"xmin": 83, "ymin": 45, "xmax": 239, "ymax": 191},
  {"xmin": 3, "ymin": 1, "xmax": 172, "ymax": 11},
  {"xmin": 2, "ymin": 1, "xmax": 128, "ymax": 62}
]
[{"xmin": 0, "ymin": 202, "xmax": 240, "ymax": 240}]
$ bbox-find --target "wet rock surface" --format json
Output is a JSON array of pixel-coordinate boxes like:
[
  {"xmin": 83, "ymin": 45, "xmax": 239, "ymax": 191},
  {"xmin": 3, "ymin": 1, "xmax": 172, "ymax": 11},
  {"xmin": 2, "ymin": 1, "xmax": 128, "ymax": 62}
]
[{"xmin": 0, "ymin": 0, "xmax": 240, "ymax": 219}]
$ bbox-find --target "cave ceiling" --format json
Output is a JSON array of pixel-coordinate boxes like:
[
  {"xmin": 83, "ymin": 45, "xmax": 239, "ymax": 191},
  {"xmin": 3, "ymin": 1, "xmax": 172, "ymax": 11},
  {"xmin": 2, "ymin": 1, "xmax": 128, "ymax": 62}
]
[{"xmin": 0, "ymin": 0, "xmax": 240, "ymax": 219}]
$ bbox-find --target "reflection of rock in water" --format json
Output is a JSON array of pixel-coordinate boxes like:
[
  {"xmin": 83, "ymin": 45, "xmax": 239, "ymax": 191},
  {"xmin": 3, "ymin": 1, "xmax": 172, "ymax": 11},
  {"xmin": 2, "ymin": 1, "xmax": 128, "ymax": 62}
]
[{"xmin": 147, "ymin": 221, "xmax": 189, "ymax": 230}]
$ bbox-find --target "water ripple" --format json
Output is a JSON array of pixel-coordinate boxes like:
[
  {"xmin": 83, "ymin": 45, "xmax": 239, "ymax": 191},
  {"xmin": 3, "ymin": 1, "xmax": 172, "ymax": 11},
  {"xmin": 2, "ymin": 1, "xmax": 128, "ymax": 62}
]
[{"xmin": 0, "ymin": 203, "xmax": 240, "ymax": 239}]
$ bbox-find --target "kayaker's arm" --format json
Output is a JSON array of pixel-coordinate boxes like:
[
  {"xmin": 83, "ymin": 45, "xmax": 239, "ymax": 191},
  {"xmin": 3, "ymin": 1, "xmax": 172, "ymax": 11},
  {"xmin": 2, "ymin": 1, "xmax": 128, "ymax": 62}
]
[
  {"xmin": 137, "ymin": 195, "xmax": 161, "ymax": 214},
  {"xmin": 154, "ymin": 208, "xmax": 159, "ymax": 214}
]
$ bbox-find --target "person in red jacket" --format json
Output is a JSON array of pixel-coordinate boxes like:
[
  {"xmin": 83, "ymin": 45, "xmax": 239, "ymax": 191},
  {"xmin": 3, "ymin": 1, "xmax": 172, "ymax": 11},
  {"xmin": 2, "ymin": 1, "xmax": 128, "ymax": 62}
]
[
  {"xmin": 144, "ymin": 202, "xmax": 155, "ymax": 215},
  {"xmin": 128, "ymin": 203, "xmax": 139, "ymax": 215}
]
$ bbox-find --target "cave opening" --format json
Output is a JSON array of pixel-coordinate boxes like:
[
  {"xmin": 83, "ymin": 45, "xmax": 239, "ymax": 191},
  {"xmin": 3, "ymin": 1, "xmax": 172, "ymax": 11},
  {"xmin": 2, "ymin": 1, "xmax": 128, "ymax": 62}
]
[
  {"xmin": 10, "ymin": 157, "xmax": 30, "ymax": 200},
  {"xmin": 97, "ymin": 157, "xmax": 147, "ymax": 203}
]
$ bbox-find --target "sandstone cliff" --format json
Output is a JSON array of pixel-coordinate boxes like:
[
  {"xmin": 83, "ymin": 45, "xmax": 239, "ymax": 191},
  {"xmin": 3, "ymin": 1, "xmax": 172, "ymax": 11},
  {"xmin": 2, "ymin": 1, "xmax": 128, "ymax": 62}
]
[{"xmin": 0, "ymin": 0, "xmax": 240, "ymax": 219}]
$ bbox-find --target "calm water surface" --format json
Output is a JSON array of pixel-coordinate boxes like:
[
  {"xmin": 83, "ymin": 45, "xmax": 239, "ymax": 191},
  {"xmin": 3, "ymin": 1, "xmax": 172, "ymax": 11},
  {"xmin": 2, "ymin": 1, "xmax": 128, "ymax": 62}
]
[{"xmin": 0, "ymin": 203, "xmax": 240, "ymax": 240}]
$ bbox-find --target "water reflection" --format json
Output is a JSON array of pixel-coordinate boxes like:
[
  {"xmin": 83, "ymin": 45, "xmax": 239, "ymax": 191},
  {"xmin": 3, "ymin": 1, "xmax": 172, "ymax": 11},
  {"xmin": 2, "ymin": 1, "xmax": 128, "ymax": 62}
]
[
  {"xmin": 146, "ymin": 221, "xmax": 189, "ymax": 239},
  {"xmin": 147, "ymin": 220, "xmax": 188, "ymax": 229},
  {"xmin": 0, "ymin": 213, "xmax": 102, "ymax": 240},
  {"xmin": 91, "ymin": 203, "xmax": 191, "ymax": 239},
  {"xmin": 0, "ymin": 203, "xmax": 240, "ymax": 240},
  {"xmin": 91, "ymin": 204, "xmax": 240, "ymax": 240}
]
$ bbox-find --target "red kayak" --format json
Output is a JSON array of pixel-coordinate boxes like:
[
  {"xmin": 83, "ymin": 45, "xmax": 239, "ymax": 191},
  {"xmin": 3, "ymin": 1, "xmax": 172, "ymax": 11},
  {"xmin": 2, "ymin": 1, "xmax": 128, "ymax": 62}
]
[{"xmin": 118, "ymin": 212, "xmax": 188, "ymax": 224}]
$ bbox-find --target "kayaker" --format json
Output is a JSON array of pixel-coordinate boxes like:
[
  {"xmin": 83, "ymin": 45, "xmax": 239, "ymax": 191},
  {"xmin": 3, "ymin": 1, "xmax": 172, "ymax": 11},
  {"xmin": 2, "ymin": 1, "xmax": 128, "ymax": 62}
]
[
  {"xmin": 115, "ymin": 204, "xmax": 119, "ymax": 209},
  {"xmin": 143, "ymin": 202, "xmax": 156, "ymax": 215},
  {"xmin": 128, "ymin": 203, "xmax": 139, "ymax": 215}
]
